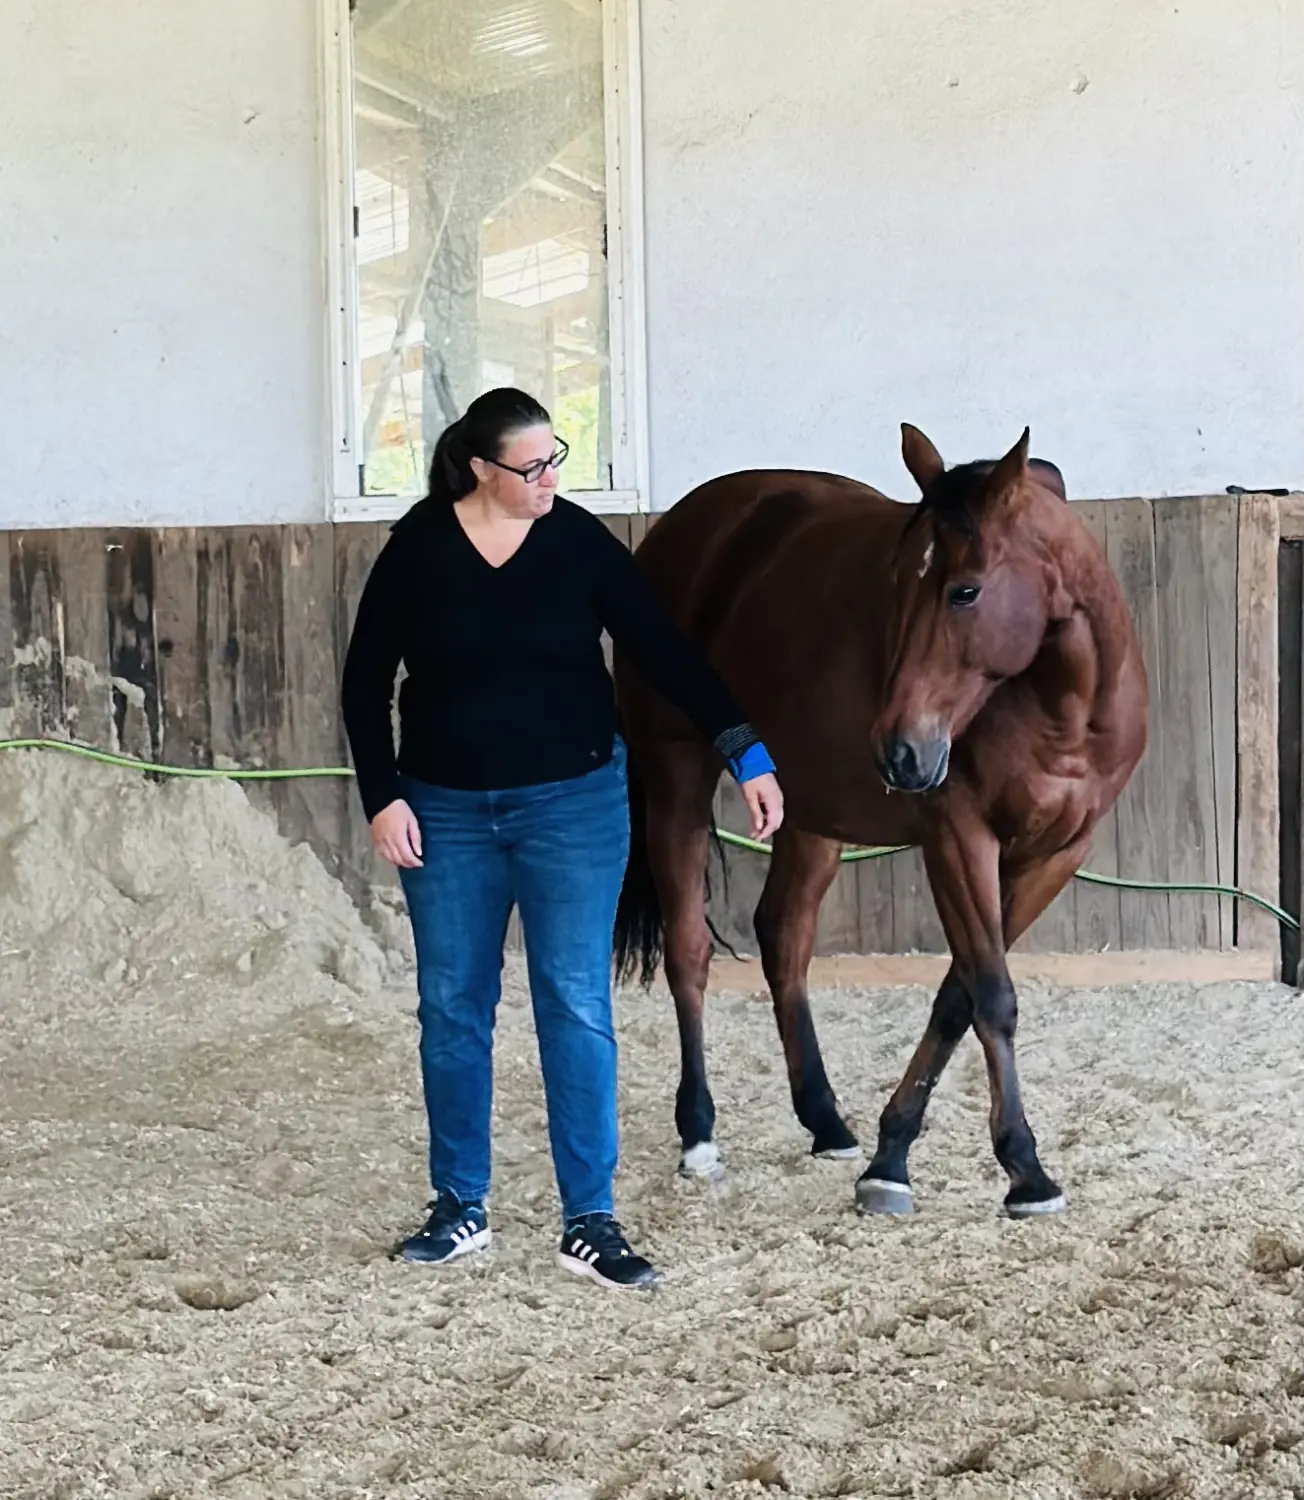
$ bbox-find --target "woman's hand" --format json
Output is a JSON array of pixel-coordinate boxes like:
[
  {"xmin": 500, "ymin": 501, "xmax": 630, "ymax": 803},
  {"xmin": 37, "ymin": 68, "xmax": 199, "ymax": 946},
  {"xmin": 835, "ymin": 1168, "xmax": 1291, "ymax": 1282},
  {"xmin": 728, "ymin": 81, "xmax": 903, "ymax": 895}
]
[
  {"xmin": 741, "ymin": 771, "xmax": 784, "ymax": 842},
  {"xmin": 371, "ymin": 798, "xmax": 423, "ymax": 868}
]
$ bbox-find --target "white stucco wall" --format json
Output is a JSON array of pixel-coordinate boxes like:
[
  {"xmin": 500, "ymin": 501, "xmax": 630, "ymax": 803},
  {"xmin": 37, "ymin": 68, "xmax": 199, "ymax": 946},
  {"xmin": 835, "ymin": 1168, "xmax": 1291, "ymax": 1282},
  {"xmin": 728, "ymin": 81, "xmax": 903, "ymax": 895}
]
[
  {"xmin": 0, "ymin": 0, "xmax": 325, "ymax": 528},
  {"xmin": 0, "ymin": 0, "xmax": 1299, "ymax": 526},
  {"xmin": 642, "ymin": 0, "xmax": 1304, "ymax": 507}
]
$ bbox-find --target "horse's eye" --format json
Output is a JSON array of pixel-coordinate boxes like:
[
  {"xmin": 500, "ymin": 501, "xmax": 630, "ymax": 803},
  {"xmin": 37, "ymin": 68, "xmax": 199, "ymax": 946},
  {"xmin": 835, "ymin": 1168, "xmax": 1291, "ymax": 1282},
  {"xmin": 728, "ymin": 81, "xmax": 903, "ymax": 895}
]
[{"xmin": 948, "ymin": 584, "xmax": 981, "ymax": 609}]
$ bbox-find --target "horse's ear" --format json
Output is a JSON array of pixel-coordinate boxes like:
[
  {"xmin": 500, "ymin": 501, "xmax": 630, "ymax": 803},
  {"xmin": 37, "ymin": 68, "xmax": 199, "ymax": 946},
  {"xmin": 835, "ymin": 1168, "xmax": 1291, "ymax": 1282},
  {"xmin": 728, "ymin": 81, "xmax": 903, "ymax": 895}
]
[
  {"xmin": 983, "ymin": 426, "xmax": 1031, "ymax": 508},
  {"xmin": 901, "ymin": 423, "xmax": 945, "ymax": 494},
  {"xmin": 1029, "ymin": 457, "xmax": 1067, "ymax": 501}
]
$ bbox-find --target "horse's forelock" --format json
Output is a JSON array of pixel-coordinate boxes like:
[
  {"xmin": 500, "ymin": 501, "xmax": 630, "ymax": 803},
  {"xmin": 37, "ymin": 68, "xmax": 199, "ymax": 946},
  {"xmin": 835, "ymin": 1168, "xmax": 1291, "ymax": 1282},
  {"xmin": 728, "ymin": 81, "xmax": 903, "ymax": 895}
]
[{"xmin": 914, "ymin": 460, "xmax": 996, "ymax": 541}]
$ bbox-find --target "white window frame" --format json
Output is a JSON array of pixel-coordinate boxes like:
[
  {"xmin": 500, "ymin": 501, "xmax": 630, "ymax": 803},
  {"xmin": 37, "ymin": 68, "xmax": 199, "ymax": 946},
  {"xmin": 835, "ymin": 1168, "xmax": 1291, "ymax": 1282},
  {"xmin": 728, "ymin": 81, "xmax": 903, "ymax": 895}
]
[{"xmin": 321, "ymin": 0, "xmax": 650, "ymax": 521}]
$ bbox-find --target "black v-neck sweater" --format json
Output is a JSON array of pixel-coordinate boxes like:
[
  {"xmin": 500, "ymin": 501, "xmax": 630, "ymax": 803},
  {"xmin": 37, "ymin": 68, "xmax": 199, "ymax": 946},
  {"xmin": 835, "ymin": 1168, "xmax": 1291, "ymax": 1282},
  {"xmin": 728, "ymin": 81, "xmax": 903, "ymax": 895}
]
[{"xmin": 340, "ymin": 496, "xmax": 756, "ymax": 819}]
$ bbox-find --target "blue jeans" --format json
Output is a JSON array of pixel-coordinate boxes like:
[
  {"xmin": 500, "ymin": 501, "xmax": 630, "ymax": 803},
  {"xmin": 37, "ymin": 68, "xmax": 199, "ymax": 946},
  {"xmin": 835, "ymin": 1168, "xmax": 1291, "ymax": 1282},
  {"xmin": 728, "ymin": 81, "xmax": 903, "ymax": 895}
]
[{"xmin": 397, "ymin": 739, "xmax": 630, "ymax": 1224}]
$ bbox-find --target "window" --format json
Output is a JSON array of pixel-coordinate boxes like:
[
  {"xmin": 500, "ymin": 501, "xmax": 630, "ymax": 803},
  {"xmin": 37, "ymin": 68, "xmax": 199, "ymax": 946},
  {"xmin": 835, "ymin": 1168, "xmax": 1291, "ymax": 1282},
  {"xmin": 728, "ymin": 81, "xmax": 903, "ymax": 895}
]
[{"xmin": 324, "ymin": 0, "xmax": 648, "ymax": 518}]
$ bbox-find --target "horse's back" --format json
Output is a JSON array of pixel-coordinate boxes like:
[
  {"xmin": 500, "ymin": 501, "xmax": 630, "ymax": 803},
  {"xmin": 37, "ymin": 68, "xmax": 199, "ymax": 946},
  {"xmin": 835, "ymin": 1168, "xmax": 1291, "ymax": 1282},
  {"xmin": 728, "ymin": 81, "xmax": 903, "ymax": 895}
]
[
  {"xmin": 636, "ymin": 469, "xmax": 907, "ymax": 614},
  {"xmin": 640, "ymin": 468, "xmax": 901, "ymax": 550}
]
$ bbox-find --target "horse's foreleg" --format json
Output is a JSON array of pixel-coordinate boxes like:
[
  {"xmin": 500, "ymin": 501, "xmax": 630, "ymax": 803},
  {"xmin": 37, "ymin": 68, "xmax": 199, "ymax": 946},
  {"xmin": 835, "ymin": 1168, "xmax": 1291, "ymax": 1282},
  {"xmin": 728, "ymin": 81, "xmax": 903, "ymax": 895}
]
[
  {"xmin": 858, "ymin": 813, "xmax": 1000, "ymax": 1215},
  {"xmin": 983, "ymin": 839, "xmax": 1090, "ymax": 1214},
  {"xmin": 862, "ymin": 809, "xmax": 1070, "ymax": 1216},
  {"xmin": 925, "ymin": 817, "xmax": 1074, "ymax": 1216},
  {"xmin": 856, "ymin": 965, "xmax": 973, "ymax": 1215},
  {"xmin": 643, "ymin": 748, "xmax": 723, "ymax": 1178},
  {"xmin": 1000, "ymin": 841, "xmax": 1090, "ymax": 950},
  {"xmin": 754, "ymin": 830, "xmax": 859, "ymax": 1159},
  {"xmin": 968, "ymin": 964, "xmax": 1064, "ymax": 1217}
]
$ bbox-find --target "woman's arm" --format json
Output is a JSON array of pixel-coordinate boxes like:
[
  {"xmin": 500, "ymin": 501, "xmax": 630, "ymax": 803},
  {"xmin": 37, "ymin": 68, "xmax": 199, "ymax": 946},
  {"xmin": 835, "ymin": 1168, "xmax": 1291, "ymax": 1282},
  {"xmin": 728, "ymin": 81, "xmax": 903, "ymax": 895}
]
[
  {"xmin": 590, "ymin": 526, "xmax": 781, "ymax": 799},
  {"xmin": 340, "ymin": 536, "xmax": 408, "ymax": 824}
]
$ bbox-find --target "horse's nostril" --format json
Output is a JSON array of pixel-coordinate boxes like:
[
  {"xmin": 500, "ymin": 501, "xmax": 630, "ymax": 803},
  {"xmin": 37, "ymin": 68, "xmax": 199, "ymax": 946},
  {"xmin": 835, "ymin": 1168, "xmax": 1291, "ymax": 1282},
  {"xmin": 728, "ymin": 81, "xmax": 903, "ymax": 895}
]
[
  {"xmin": 883, "ymin": 740, "xmax": 918, "ymax": 787},
  {"xmin": 879, "ymin": 736, "xmax": 949, "ymax": 793}
]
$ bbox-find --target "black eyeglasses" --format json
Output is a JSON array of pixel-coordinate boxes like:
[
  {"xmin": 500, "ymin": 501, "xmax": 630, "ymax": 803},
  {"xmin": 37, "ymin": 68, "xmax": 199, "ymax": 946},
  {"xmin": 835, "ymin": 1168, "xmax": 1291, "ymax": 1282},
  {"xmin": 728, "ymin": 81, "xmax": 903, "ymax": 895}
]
[{"xmin": 484, "ymin": 437, "xmax": 569, "ymax": 485}]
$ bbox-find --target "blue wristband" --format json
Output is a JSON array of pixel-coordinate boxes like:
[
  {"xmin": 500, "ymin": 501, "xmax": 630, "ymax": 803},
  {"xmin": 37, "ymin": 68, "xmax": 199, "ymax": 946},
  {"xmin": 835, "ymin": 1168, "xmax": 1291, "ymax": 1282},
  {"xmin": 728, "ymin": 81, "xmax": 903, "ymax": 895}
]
[{"xmin": 728, "ymin": 741, "xmax": 776, "ymax": 784}]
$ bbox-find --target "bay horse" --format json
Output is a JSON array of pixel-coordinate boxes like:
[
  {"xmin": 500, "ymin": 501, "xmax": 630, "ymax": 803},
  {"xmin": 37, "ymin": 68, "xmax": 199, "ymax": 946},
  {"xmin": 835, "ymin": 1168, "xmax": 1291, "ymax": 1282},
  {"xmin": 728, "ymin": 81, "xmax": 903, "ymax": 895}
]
[{"xmin": 612, "ymin": 425, "xmax": 1147, "ymax": 1217}]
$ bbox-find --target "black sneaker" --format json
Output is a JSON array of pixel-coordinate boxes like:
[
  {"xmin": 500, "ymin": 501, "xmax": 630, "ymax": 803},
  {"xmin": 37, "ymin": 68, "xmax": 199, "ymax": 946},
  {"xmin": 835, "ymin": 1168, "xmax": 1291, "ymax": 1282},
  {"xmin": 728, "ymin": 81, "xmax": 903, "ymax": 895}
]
[
  {"xmin": 394, "ymin": 1193, "xmax": 490, "ymax": 1265},
  {"xmin": 557, "ymin": 1213, "xmax": 660, "ymax": 1290}
]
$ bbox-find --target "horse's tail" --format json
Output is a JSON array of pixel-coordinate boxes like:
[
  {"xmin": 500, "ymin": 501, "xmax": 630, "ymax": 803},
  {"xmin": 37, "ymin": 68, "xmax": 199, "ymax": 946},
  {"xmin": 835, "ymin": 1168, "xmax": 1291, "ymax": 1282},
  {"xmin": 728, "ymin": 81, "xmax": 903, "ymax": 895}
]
[
  {"xmin": 614, "ymin": 745, "xmax": 664, "ymax": 987},
  {"xmin": 614, "ymin": 742, "xmax": 744, "ymax": 987}
]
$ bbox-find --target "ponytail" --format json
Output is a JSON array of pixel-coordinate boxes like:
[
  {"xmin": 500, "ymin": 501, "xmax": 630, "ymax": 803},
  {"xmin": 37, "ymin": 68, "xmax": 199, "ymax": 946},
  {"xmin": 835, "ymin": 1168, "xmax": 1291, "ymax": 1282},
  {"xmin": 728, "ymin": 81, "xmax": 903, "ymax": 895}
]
[
  {"xmin": 424, "ymin": 387, "xmax": 553, "ymax": 505},
  {"xmin": 427, "ymin": 417, "xmax": 477, "ymax": 505}
]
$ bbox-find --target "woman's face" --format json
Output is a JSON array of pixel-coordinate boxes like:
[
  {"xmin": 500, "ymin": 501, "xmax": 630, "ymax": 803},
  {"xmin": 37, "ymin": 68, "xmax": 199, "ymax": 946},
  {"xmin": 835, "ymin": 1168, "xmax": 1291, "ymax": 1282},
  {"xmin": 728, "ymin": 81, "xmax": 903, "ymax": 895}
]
[{"xmin": 471, "ymin": 422, "xmax": 562, "ymax": 519}]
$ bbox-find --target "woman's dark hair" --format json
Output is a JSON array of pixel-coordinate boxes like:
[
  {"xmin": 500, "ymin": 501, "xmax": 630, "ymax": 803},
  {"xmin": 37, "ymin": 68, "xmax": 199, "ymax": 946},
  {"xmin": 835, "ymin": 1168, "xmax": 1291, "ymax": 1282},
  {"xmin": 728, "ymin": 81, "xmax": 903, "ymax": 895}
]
[{"xmin": 427, "ymin": 387, "xmax": 551, "ymax": 504}]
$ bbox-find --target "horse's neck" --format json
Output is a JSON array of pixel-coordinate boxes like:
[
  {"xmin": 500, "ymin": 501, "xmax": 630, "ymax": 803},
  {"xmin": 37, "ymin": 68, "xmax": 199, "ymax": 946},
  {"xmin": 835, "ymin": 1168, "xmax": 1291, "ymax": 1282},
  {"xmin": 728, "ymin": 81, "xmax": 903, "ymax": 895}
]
[{"xmin": 1031, "ymin": 545, "xmax": 1133, "ymax": 741}]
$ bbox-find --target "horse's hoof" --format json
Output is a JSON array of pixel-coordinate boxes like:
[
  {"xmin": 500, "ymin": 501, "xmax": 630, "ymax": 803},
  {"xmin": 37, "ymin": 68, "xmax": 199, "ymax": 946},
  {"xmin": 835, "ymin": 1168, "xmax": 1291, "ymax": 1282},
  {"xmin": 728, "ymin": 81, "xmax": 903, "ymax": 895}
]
[
  {"xmin": 679, "ymin": 1142, "xmax": 725, "ymax": 1181},
  {"xmin": 810, "ymin": 1119, "xmax": 860, "ymax": 1160},
  {"xmin": 1004, "ymin": 1191, "xmax": 1068, "ymax": 1219},
  {"xmin": 855, "ymin": 1176, "xmax": 914, "ymax": 1216},
  {"xmin": 814, "ymin": 1144, "xmax": 863, "ymax": 1162}
]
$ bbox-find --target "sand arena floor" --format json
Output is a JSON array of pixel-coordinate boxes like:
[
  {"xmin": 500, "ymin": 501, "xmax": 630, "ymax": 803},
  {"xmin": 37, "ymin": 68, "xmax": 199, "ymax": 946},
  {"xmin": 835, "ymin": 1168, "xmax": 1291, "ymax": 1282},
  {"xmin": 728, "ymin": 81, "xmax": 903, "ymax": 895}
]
[{"xmin": 1, "ymin": 756, "xmax": 1302, "ymax": 1500}]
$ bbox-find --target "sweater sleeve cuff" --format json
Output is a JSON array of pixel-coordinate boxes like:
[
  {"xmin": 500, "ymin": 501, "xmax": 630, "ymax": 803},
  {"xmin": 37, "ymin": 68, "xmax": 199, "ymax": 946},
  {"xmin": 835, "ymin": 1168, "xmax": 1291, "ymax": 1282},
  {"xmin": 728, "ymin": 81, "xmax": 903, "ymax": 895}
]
[
  {"xmin": 358, "ymin": 772, "xmax": 403, "ymax": 825},
  {"xmin": 714, "ymin": 722, "xmax": 776, "ymax": 782},
  {"xmin": 713, "ymin": 722, "xmax": 759, "ymax": 762}
]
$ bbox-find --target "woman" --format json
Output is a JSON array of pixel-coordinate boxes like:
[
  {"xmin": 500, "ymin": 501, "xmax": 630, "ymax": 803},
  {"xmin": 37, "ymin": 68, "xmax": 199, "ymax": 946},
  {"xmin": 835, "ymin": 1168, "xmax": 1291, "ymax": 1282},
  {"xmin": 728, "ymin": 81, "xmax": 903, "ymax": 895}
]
[{"xmin": 341, "ymin": 387, "xmax": 783, "ymax": 1291}]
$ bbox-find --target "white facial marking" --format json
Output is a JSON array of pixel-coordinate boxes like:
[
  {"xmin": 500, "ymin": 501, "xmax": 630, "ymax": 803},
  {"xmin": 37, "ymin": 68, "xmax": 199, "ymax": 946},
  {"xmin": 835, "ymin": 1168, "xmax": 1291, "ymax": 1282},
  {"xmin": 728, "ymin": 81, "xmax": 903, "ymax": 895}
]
[{"xmin": 917, "ymin": 540, "xmax": 935, "ymax": 580}]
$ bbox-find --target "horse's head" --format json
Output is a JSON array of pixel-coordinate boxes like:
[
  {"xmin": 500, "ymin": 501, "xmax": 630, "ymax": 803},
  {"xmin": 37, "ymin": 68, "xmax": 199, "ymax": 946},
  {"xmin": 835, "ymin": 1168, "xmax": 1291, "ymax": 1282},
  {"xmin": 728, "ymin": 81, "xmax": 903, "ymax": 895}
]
[{"xmin": 871, "ymin": 423, "xmax": 1073, "ymax": 793}]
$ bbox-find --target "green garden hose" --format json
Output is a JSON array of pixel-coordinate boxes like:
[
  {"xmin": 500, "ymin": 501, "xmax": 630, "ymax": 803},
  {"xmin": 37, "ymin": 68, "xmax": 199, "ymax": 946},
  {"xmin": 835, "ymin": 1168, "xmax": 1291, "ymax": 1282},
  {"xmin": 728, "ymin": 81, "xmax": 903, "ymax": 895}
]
[
  {"xmin": 1, "ymin": 736, "xmax": 1296, "ymax": 934},
  {"xmin": 710, "ymin": 825, "xmax": 1300, "ymax": 934}
]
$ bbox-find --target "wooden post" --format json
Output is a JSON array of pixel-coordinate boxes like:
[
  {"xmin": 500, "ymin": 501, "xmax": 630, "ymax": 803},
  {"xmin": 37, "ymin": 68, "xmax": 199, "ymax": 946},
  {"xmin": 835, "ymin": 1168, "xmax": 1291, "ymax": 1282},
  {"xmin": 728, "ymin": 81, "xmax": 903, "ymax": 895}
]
[
  {"xmin": 1235, "ymin": 494, "xmax": 1281, "ymax": 961},
  {"xmin": 1275, "ymin": 529, "xmax": 1303, "ymax": 985}
]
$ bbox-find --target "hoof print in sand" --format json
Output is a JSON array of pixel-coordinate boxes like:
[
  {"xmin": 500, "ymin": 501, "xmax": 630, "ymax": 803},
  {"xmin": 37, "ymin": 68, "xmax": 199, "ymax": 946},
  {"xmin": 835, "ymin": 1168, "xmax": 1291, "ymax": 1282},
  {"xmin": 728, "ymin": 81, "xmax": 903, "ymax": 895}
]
[{"xmin": 173, "ymin": 1275, "xmax": 261, "ymax": 1312}]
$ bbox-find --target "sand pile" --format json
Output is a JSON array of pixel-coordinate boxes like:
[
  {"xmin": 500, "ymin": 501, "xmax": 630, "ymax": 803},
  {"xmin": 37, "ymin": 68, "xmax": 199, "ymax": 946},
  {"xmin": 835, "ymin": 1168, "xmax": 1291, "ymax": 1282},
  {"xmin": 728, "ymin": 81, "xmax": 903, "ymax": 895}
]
[{"xmin": 0, "ymin": 750, "xmax": 412, "ymax": 1000}]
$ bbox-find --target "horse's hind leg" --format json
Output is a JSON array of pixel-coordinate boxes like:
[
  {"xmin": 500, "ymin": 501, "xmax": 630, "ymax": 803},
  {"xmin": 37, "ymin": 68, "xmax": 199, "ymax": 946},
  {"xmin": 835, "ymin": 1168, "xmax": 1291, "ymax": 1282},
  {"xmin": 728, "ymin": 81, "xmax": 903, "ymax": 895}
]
[
  {"xmin": 754, "ymin": 829, "xmax": 859, "ymax": 1159},
  {"xmin": 642, "ymin": 743, "xmax": 726, "ymax": 1178}
]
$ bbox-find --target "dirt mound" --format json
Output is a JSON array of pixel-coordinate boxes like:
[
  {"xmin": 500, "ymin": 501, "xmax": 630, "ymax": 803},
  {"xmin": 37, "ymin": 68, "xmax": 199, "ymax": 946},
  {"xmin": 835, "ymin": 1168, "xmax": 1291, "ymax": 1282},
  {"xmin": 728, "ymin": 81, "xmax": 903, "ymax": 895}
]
[{"xmin": 0, "ymin": 749, "xmax": 410, "ymax": 997}]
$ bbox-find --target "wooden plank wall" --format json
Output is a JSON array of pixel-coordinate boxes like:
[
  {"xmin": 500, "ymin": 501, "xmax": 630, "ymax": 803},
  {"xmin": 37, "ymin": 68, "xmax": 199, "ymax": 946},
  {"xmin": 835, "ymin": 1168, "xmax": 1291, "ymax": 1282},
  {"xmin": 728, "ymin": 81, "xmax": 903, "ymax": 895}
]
[
  {"xmin": 0, "ymin": 527, "xmax": 362, "ymax": 901},
  {"xmin": 0, "ymin": 495, "xmax": 1280, "ymax": 954}
]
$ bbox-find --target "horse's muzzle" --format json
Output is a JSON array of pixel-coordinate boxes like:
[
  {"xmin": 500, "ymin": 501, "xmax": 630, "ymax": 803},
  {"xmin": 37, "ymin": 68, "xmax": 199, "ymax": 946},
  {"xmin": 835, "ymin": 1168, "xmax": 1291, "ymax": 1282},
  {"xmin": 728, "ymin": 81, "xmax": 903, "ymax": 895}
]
[{"xmin": 877, "ymin": 736, "xmax": 950, "ymax": 793}]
